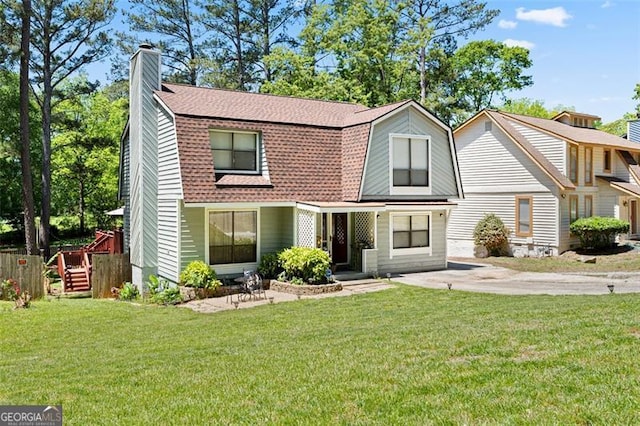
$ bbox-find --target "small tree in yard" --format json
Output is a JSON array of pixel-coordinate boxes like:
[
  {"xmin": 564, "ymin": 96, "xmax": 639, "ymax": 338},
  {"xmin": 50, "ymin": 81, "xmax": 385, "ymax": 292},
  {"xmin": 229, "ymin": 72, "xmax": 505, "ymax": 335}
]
[
  {"xmin": 474, "ymin": 213, "xmax": 510, "ymax": 256},
  {"xmin": 570, "ymin": 216, "xmax": 629, "ymax": 250}
]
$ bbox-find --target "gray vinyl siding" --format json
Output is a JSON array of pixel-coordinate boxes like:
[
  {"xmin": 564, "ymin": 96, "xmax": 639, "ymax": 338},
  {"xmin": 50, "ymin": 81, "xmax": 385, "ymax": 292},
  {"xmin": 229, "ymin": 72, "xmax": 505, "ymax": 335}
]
[
  {"xmin": 157, "ymin": 106, "xmax": 182, "ymax": 198},
  {"xmin": 180, "ymin": 205, "xmax": 206, "ymax": 272},
  {"xmin": 260, "ymin": 207, "xmax": 294, "ymax": 255},
  {"xmin": 509, "ymin": 121, "xmax": 566, "ymax": 173},
  {"xmin": 596, "ymin": 180, "xmax": 619, "ymax": 217},
  {"xmin": 376, "ymin": 211, "xmax": 447, "ymax": 273},
  {"xmin": 361, "ymin": 106, "xmax": 458, "ymax": 199},
  {"xmin": 121, "ymin": 135, "xmax": 131, "ymax": 253},
  {"xmin": 129, "ymin": 49, "xmax": 160, "ymax": 269},
  {"xmin": 628, "ymin": 120, "xmax": 640, "ymax": 142},
  {"xmin": 157, "ymin": 199, "xmax": 180, "ymax": 283}
]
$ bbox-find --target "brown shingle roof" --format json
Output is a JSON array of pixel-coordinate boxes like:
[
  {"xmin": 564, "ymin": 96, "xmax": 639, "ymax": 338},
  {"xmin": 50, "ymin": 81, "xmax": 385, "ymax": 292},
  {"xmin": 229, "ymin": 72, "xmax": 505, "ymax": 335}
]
[
  {"xmin": 500, "ymin": 111, "xmax": 640, "ymax": 151},
  {"xmin": 157, "ymin": 83, "xmax": 368, "ymax": 128}
]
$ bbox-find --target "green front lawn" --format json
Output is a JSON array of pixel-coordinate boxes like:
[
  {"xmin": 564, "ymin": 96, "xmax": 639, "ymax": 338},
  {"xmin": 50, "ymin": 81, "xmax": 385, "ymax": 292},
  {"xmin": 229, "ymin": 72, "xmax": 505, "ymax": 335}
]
[{"xmin": 2, "ymin": 286, "xmax": 640, "ymax": 424}]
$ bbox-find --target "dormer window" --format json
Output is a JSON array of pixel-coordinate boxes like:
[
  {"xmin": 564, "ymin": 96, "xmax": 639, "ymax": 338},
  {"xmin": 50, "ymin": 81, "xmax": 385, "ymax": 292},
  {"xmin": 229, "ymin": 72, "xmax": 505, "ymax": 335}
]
[
  {"xmin": 390, "ymin": 134, "xmax": 431, "ymax": 195},
  {"xmin": 210, "ymin": 130, "xmax": 259, "ymax": 173}
]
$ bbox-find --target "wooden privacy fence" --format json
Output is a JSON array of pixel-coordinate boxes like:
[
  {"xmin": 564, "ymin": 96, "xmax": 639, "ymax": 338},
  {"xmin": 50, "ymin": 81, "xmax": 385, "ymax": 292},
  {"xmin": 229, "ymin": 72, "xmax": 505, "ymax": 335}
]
[
  {"xmin": 92, "ymin": 254, "xmax": 132, "ymax": 298},
  {"xmin": 0, "ymin": 253, "xmax": 44, "ymax": 299}
]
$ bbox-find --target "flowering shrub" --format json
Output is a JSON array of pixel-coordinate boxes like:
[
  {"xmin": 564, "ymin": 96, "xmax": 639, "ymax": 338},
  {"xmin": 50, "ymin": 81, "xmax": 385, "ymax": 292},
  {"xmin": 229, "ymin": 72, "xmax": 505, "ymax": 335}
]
[
  {"xmin": 1, "ymin": 278, "xmax": 20, "ymax": 301},
  {"xmin": 1, "ymin": 279, "xmax": 30, "ymax": 309}
]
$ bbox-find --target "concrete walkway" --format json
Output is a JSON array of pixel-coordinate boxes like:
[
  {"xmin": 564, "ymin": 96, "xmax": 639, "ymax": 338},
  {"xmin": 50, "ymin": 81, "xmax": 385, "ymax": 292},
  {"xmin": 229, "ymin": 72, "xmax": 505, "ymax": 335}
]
[
  {"xmin": 394, "ymin": 261, "xmax": 640, "ymax": 295},
  {"xmin": 180, "ymin": 279, "xmax": 395, "ymax": 313}
]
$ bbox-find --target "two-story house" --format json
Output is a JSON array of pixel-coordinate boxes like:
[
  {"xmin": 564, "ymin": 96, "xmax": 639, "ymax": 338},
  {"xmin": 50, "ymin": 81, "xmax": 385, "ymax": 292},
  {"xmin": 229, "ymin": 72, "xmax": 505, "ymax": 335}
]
[
  {"xmin": 119, "ymin": 45, "xmax": 463, "ymax": 286},
  {"xmin": 448, "ymin": 109, "xmax": 640, "ymax": 257}
]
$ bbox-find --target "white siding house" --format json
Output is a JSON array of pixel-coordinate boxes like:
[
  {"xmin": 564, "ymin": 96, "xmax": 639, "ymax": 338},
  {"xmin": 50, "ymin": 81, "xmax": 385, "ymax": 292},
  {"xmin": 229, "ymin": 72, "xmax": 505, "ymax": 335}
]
[{"xmin": 449, "ymin": 110, "xmax": 640, "ymax": 257}]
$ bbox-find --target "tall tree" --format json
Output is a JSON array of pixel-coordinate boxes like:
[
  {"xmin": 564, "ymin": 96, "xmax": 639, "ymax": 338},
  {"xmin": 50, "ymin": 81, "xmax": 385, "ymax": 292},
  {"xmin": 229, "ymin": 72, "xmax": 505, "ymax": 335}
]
[
  {"xmin": 500, "ymin": 98, "xmax": 553, "ymax": 118},
  {"xmin": 401, "ymin": 0, "xmax": 499, "ymax": 104},
  {"xmin": 634, "ymin": 83, "xmax": 640, "ymax": 115},
  {"xmin": 52, "ymin": 85, "xmax": 126, "ymax": 232},
  {"xmin": 119, "ymin": 0, "xmax": 204, "ymax": 85},
  {"xmin": 30, "ymin": 0, "xmax": 115, "ymax": 256},
  {"xmin": 450, "ymin": 40, "xmax": 532, "ymax": 125},
  {"xmin": 19, "ymin": 0, "xmax": 38, "ymax": 254},
  {"xmin": 201, "ymin": 0, "xmax": 255, "ymax": 89}
]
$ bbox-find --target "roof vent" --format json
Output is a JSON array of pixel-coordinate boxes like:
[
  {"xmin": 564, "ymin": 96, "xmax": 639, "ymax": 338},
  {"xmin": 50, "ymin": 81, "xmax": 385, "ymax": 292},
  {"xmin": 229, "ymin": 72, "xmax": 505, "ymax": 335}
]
[
  {"xmin": 484, "ymin": 121, "xmax": 492, "ymax": 132},
  {"xmin": 139, "ymin": 43, "xmax": 154, "ymax": 50}
]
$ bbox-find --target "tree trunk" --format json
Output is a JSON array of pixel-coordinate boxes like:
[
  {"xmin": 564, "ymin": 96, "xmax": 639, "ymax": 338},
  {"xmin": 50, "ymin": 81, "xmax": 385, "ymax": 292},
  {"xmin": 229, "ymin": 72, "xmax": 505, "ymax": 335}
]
[
  {"xmin": 79, "ymin": 179, "xmax": 85, "ymax": 234},
  {"xmin": 419, "ymin": 45, "xmax": 426, "ymax": 105},
  {"xmin": 39, "ymin": 69, "xmax": 52, "ymax": 258},
  {"xmin": 19, "ymin": 0, "xmax": 38, "ymax": 256}
]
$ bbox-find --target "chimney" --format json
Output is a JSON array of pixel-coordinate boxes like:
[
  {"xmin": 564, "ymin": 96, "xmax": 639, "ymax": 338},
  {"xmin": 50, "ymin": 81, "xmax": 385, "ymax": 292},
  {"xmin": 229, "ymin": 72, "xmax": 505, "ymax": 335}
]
[
  {"xmin": 628, "ymin": 119, "xmax": 640, "ymax": 143},
  {"xmin": 128, "ymin": 44, "xmax": 161, "ymax": 289}
]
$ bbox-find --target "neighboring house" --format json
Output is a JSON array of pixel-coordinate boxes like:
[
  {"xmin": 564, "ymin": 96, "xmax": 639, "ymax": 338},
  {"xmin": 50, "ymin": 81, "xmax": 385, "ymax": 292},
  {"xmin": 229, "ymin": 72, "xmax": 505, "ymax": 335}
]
[
  {"xmin": 448, "ymin": 109, "xmax": 640, "ymax": 257},
  {"xmin": 119, "ymin": 45, "xmax": 463, "ymax": 286}
]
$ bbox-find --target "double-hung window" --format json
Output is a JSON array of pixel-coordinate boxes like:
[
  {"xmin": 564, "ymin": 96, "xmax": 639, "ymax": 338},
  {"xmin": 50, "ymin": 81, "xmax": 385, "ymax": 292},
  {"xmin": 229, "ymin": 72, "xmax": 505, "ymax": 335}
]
[
  {"xmin": 208, "ymin": 211, "xmax": 257, "ymax": 265},
  {"xmin": 390, "ymin": 213, "xmax": 431, "ymax": 257},
  {"xmin": 210, "ymin": 130, "xmax": 258, "ymax": 173},
  {"xmin": 390, "ymin": 134, "xmax": 431, "ymax": 195}
]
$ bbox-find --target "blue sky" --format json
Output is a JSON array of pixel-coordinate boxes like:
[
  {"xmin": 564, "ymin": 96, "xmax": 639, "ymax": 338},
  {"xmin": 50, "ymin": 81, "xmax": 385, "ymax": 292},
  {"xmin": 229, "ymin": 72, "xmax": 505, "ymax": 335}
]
[
  {"xmin": 472, "ymin": 0, "xmax": 640, "ymax": 122},
  {"xmin": 93, "ymin": 0, "xmax": 639, "ymax": 124}
]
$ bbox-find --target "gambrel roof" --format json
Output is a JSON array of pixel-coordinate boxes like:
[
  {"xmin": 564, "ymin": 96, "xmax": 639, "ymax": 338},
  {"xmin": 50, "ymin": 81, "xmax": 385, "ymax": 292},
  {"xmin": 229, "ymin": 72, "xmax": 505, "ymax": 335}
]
[{"xmin": 152, "ymin": 84, "xmax": 446, "ymax": 204}]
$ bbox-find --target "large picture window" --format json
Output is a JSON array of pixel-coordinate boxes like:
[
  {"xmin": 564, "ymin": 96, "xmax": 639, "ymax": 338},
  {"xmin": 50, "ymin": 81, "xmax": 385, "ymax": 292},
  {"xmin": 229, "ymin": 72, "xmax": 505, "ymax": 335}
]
[
  {"xmin": 515, "ymin": 196, "xmax": 533, "ymax": 237},
  {"xmin": 390, "ymin": 134, "xmax": 430, "ymax": 194},
  {"xmin": 210, "ymin": 130, "xmax": 258, "ymax": 172},
  {"xmin": 390, "ymin": 213, "xmax": 431, "ymax": 257},
  {"xmin": 209, "ymin": 211, "xmax": 257, "ymax": 265}
]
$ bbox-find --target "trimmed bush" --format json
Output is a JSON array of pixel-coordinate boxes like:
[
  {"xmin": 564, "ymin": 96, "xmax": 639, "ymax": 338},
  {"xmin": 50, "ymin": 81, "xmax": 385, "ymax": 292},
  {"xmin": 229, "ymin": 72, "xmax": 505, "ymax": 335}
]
[
  {"xmin": 570, "ymin": 216, "xmax": 629, "ymax": 250},
  {"xmin": 473, "ymin": 213, "xmax": 510, "ymax": 256},
  {"xmin": 278, "ymin": 247, "xmax": 331, "ymax": 284},
  {"xmin": 258, "ymin": 252, "xmax": 283, "ymax": 279},
  {"xmin": 179, "ymin": 260, "xmax": 221, "ymax": 290}
]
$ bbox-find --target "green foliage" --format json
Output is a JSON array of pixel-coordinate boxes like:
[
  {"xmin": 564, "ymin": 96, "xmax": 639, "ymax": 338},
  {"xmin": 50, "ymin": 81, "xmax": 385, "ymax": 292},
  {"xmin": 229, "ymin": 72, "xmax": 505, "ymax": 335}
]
[
  {"xmin": 569, "ymin": 216, "xmax": 630, "ymax": 250},
  {"xmin": 257, "ymin": 252, "xmax": 283, "ymax": 279},
  {"xmin": 147, "ymin": 275, "xmax": 183, "ymax": 305},
  {"xmin": 118, "ymin": 282, "xmax": 139, "ymax": 301},
  {"xmin": 278, "ymin": 247, "xmax": 331, "ymax": 284},
  {"xmin": 473, "ymin": 214, "xmax": 510, "ymax": 256},
  {"xmin": 451, "ymin": 40, "xmax": 533, "ymax": 125},
  {"xmin": 500, "ymin": 98, "xmax": 554, "ymax": 118},
  {"xmin": 179, "ymin": 260, "xmax": 220, "ymax": 290}
]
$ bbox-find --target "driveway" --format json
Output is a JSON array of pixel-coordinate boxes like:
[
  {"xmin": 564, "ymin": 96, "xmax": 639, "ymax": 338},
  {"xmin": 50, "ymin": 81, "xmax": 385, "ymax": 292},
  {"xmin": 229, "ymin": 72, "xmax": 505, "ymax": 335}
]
[{"xmin": 394, "ymin": 261, "xmax": 640, "ymax": 295}]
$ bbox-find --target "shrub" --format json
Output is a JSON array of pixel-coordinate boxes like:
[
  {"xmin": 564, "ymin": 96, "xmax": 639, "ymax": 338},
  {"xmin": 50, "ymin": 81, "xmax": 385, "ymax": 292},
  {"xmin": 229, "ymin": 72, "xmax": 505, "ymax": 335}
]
[
  {"xmin": 148, "ymin": 275, "xmax": 183, "ymax": 305},
  {"xmin": 473, "ymin": 213, "xmax": 510, "ymax": 256},
  {"xmin": 570, "ymin": 216, "xmax": 630, "ymax": 250},
  {"xmin": 278, "ymin": 247, "xmax": 331, "ymax": 284},
  {"xmin": 179, "ymin": 261, "xmax": 220, "ymax": 290},
  {"xmin": 118, "ymin": 282, "xmax": 139, "ymax": 301},
  {"xmin": 257, "ymin": 252, "xmax": 282, "ymax": 279}
]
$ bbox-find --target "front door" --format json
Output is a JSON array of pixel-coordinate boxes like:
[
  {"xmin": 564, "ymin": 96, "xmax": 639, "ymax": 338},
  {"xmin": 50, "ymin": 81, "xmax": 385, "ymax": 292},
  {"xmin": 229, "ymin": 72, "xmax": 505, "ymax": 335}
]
[
  {"xmin": 332, "ymin": 213, "xmax": 348, "ymax": 264},
  {"xmin": 631, "ymin": 200, "xmax": 638, "ymax": 234}
]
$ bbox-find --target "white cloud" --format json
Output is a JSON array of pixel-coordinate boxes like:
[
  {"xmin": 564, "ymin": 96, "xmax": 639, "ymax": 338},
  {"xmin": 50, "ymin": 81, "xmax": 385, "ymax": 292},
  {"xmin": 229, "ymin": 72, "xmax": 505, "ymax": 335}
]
[
  {"xmin": 601, "ymin": 1, "xmax": 613, "ymax": 8},
  {"xmin": 515, "ymin": 7, "xmax": 573, "ymax": 27},
  {"xmin": 503, "ymin": 39, "xmax": 535, "ymax": 50},
  {"xmin": 498, "ymin": 19, "xmax": 518, "ymax": 29}
]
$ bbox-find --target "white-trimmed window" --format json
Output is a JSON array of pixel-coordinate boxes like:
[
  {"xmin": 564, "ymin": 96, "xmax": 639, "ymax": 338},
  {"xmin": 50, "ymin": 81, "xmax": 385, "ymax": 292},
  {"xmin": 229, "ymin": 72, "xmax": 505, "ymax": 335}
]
[
  {"xmin": 569, "ymin": 145, "xmax": 578, "ymax": 185},
  {"xmin": 208, "ymin": 210, "xmax": 257, "ymax": 265},
  {"xmin": 390, "ymin": 134, "xmax": 431, "ymax": 195},
  {"xmin": 390, "ymin": 213, "xmax": 431, "ymax": 257},
  {"xmin": 210, "ymin": 130, "xmax": 259, "ymax": 173}
]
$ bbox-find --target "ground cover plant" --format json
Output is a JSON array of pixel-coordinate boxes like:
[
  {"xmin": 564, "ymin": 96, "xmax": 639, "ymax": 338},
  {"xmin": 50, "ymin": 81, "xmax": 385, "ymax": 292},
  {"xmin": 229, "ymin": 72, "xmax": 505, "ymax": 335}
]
[{"xmin": 1, "ymin": 286, "xmax": 640, "ymax": 424}]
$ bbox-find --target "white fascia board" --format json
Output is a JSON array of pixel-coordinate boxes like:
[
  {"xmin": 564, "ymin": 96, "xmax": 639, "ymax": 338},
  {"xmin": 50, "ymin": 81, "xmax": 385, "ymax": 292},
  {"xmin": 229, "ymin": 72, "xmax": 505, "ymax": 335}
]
[{"xmin": 183, "ymin": 201, "xmax": 296, "ymax": 209}]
